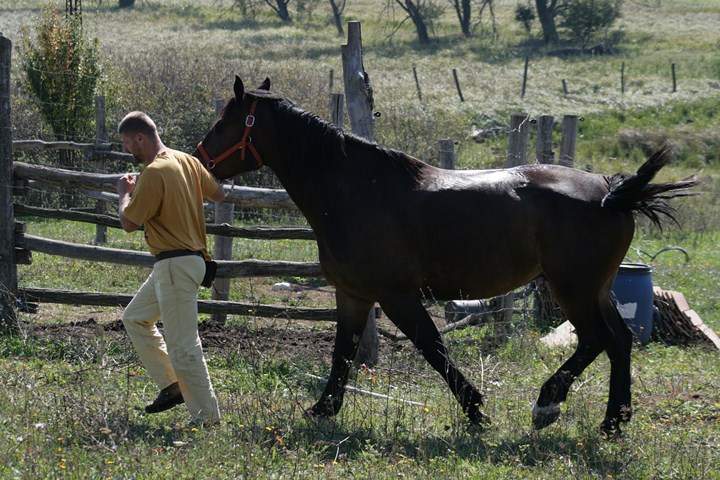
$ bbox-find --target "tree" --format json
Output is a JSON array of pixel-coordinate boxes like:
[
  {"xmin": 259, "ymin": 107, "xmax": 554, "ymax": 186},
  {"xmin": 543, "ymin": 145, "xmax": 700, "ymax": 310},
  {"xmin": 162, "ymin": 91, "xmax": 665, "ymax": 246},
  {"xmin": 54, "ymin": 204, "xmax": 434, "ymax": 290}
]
[
  {"xmin": 535, "ymin": 0, "xmax": 560, "ymax": 44},
  {"xmin": 393, "ymin": 0, "xmax": 444, "ymax": 44},
  {"xmin": 328, "ymin": 0, "xmax": 346, "ymax": 36},
  {"xmin": 448, "ymin": 0, "xmax": 472, "ymax": 37}
]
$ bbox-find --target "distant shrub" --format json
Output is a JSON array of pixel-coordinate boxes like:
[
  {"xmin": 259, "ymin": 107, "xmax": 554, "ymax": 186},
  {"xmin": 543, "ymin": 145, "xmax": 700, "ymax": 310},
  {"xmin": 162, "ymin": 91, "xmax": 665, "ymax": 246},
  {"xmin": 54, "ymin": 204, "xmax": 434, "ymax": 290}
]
[
  {"xmin": 19, "ymin": 5, "xmax": 102, "ymax": 143},
  {"xmin": 557, "ymin": 0, "xmax": 623, "ymax": 48},
  {"xmin": 514, "ymin": 3, "xmax": 535, "ymax": 36}
]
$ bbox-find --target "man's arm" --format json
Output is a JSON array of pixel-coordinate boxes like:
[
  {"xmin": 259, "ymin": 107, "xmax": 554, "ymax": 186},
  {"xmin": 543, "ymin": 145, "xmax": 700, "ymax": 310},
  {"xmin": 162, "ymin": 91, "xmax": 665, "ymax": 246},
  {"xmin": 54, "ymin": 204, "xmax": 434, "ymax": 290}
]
[
  {"xmin": 207, "ymin": 180, "xmax": 227, "ymax": 203},
  {"xmin": 118, "ymin": 174, "xmax": 141, "ymax": 232}
]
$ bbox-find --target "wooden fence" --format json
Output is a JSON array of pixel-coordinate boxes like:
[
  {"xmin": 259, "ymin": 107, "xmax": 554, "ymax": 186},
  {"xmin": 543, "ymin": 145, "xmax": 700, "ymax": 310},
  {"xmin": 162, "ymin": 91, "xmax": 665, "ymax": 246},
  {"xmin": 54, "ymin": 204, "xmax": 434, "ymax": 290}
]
[{"xmin": 0, "ymin": 32, "xmax": 577, "ymax": 329}]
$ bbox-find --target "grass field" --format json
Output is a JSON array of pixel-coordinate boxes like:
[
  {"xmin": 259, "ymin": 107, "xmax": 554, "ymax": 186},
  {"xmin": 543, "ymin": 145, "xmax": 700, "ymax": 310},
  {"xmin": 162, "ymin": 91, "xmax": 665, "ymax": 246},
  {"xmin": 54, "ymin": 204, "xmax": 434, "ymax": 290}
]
[{"xmin": 1, "ymin": 0, "xmax": 719, "ymax": 478}]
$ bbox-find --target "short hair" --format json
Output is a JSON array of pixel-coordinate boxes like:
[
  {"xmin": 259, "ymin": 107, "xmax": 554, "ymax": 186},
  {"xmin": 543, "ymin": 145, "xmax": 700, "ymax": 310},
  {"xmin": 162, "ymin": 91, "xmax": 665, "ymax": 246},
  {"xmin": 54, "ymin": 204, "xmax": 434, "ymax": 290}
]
[{"xmin": 118, "ymin": 111, "xmax": 158, "ymax": 137}]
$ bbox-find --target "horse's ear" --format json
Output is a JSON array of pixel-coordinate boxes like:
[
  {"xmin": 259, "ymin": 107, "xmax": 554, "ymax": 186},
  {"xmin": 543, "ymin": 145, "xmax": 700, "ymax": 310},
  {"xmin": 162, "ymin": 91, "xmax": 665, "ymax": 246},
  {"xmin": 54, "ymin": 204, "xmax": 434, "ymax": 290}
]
[
  {"xmin": 233, "ymin": 75, "xmax": 245, "ymax": 101},
  {"xmin": 259, "ymin": 78, "xmax": 271, "ymax": 91}
]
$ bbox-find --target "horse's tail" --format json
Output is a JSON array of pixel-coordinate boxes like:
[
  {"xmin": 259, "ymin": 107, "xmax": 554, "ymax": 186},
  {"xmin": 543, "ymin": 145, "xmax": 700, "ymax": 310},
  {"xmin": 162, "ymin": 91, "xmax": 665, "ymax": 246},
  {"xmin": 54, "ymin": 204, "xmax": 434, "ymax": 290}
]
[{"xmin": 601, "ymin": 146, "xmax": 703, "ymax": 228}]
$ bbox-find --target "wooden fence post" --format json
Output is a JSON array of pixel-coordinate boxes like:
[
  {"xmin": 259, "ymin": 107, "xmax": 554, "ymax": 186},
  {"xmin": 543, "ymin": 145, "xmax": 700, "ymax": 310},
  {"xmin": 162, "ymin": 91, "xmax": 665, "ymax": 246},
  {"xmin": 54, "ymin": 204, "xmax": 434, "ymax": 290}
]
[
  {"xmin": 94, "ymin": 95, "xmax": 108, "ymax": 244},
  {"xmin": 0, "ymin": 35, "xmax": 18, "ymax": 333},
  {"xmin": 559, "ymin": 115, "xmax": 578, "ymax": 167},
  {"xmin": 452, "ymin": 68, "xmax": 464, "ymax": 102},
  {"xmin": 342, "ymin": 21, "xmax": 378, "ymax": 367},
  {"xmin": 671, "ymin": 63, "xmax": 677, "ymax": 93},
  {"xmin": 412, "ymin": 66, "xmax": 422, "ymax": 102},
  {"xmin": 502, "ymin": 112, "xmax": 531, "ymax": 329},
  {"xmin": 342, "ymin": 22, "xmax": 374, "ymax": 142},
  {"xmin": 438, "ymin": 139, "xmax": 455, "ymax": 170},
  {"xmin": 506, "ymin": 113, "xmax": 530, "ymax": 167},
  {"xmin": 535, "ymin": 115, "xmax": 555, "ymax": 164},
  {"xmin": 329, "ymin": 93, "xmax": 344, "ymax": 129},
  {"xmin": 212, "ymin": 99, "xmax": 235, "ymax": 324}
]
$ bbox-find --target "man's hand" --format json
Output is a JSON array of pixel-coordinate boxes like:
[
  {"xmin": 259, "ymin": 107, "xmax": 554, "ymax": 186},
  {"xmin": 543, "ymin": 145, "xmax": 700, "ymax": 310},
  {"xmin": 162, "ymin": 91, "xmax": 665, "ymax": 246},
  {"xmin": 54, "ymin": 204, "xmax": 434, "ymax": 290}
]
[
  {"xmin": 208, "ymin": 180, "xmax": 228, "ymax": 203},
  {"xmin": 117, "ymin": 173, "xmax": 136, "ymax": 195}
]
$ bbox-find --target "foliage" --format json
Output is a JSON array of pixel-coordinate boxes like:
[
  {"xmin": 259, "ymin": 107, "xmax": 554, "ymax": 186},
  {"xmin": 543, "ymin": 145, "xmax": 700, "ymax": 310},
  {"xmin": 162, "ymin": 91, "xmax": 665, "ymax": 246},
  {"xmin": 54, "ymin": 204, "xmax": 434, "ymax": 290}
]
[
  {"xmin": 556, "ymin": 0, "xmax": 623, "ymax": 47},
  {"xmin": 18, "ymin": 5, "xmax": 102, "ymax": 143},
  {"xmin": 514, "ymin": 2, "xmax": 535, "ymax": 35}
]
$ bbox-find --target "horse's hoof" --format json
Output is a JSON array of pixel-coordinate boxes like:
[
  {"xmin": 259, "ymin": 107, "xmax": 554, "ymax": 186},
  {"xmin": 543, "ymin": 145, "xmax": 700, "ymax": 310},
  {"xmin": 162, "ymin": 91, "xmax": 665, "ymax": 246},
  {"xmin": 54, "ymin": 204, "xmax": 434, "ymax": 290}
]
[
  {"xmin": 468, "ymin": 409, "xmax": 492, "ymax": 429},
  {"xmin": 599, "ymin": 419, "xmax": 623, "ymax": 437},
  {"xmin": 304, "ymin": 398, "xmax": 340, "ymax": 420},
  {"xmin": 600, "ymin": 405, "xmax": 631, "ymax": 435},
  {"xmin": 303, "ymin": 407, "xmax": 335, "ymax": 425},
  {"xmin": 532, "ymin": 402, "xmax": 561, "ymax": 429}
]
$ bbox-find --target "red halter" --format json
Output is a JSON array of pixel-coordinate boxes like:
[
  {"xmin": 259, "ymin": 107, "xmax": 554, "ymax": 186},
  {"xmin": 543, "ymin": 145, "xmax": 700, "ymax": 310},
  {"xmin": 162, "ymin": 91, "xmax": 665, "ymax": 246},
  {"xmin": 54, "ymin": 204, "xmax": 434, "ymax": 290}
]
[{"xmin": 197, "ymin": 99, "xmax": 262, "ymax": 174}]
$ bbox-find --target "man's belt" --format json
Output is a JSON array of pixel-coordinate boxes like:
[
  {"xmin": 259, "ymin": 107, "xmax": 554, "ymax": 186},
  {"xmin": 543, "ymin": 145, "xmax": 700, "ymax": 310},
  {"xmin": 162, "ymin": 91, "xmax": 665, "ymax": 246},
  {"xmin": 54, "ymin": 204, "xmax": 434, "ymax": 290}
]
[{"xmin": 154, "ymin": 250, "xmax": 203, "ymax": 262}]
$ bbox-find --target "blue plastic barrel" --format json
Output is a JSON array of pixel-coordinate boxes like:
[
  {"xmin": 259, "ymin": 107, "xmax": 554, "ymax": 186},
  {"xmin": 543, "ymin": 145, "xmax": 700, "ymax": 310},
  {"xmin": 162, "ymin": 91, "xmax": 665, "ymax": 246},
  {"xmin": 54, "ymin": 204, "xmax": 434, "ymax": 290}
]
[{"xmin": 611, "ymin": 263, "xmax": 655, "ymax": 345}]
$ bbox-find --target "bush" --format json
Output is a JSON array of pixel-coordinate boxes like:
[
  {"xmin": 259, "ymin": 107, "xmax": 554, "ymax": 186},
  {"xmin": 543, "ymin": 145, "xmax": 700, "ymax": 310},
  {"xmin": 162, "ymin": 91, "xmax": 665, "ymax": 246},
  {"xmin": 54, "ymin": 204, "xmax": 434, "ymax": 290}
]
[
  {"xmin": 19, "ymin": 5, "xmax": 102, "ymax": 143},
  {"xmin": 557, "ymin": 0, "xmax": 623, "ymax": 48},
  {"xmin": 514, "ymin": 3, "xmax": 535, "ymax": 35}
]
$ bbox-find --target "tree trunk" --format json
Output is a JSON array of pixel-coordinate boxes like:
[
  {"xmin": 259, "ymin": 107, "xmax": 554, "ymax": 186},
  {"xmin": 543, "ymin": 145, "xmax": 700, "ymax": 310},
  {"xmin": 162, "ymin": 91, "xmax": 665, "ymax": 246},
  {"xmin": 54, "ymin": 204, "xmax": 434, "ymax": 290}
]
[
  {"xmin": 266, "ymin": 0, "xmax": 292, "ymax": 22},
  {"xmin": 396, "ymin": 0, "xmax": 431, "ymax": 44},
  {"xmin": 535, "ymin": 0, "xmax": 559, "ymax": 44},
  {"xmin": 451, "ymin": 0, "xmax": 472, "ymax": 38},
  {"xmin": 329, "ymin": 0, "xmax": 345, "ymax": 36}
]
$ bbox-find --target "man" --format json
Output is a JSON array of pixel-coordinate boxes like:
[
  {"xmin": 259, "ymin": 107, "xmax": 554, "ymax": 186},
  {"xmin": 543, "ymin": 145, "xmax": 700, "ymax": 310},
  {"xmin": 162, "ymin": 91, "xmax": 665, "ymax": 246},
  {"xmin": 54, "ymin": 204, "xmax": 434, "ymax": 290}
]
[{"xmin": 117, "ymin": 111, "xmax": 225, "ymax": 425}]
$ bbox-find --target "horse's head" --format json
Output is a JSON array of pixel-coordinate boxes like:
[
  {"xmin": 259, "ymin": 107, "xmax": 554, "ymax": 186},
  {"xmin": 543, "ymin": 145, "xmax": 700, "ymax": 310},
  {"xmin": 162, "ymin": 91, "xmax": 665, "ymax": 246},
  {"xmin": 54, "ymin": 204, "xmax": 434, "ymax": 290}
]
[{"xmin": 194, "ymin": 76, "xmax": 271, "ymax": 180}]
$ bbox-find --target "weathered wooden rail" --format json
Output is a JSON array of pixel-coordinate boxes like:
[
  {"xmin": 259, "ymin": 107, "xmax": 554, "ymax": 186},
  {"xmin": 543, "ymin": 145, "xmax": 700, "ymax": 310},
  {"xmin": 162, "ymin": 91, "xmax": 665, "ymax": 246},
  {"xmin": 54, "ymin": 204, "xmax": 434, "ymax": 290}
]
[{"xmin": 9, "ymin": 162, "xmax": 326, "ymax": 320}]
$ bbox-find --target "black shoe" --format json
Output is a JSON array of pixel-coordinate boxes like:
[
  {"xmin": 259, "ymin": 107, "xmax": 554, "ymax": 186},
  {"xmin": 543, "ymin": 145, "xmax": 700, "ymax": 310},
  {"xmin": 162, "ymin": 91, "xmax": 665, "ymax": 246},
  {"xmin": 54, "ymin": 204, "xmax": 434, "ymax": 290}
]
[{"xmin": 145, "ymin": 382, "xmax": 185, "ymax": 414}]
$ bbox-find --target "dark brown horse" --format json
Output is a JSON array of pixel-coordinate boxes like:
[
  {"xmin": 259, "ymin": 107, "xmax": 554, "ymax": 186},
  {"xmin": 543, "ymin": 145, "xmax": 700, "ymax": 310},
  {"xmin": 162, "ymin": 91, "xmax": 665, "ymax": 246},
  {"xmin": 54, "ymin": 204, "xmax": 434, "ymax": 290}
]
[{"xmin": 195, "ymin": 76, "xmax": 699, "ymax": 433}]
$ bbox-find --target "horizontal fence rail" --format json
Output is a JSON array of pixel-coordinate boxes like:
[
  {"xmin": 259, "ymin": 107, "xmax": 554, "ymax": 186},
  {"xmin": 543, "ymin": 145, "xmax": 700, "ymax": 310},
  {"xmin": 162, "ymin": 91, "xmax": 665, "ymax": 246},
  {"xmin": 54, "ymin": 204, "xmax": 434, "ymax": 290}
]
[
  {"xmin": 19, "ymin": 287, "xmax": 337, "ymax": 321},
  {"xmin": 15, "ymin": 234, "xmax": 323, "ymax": 277},
  {"xmin": 13, "ymin": 204, "xmax": 317, "ymax": 240},
  {"xmin": 10, "ymin": 153, "xmax": 324, "ymax": 322},
  {"xmin": 14, "ymin": 161, "xmax": 301, "ymax": 211}
]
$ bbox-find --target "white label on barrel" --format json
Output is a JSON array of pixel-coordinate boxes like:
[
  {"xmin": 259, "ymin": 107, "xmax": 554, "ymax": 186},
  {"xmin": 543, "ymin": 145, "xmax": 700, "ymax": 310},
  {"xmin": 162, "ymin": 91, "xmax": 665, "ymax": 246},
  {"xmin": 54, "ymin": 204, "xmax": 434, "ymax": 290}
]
[{"xmin": 616, "ymin": 301, "xmax": 638, "ymax": 320}]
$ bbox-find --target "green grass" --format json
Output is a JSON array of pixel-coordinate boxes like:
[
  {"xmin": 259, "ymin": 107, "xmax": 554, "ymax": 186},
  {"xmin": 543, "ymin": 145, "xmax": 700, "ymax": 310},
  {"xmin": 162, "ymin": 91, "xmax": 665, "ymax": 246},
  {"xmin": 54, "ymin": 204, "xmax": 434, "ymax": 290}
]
[{"xmin": 1, "ymin": 325, "xmax": 718, "ymax": 479}]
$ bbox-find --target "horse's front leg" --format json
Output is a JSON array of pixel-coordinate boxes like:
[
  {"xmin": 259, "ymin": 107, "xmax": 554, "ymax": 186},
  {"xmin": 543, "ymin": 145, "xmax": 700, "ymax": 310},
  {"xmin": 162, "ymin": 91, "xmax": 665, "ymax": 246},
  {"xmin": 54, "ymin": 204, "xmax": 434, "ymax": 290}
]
[
  {"xmin": 306, "ymin": 289, "xmax": 374, "ymax": 419},
  {"xmin": 379, "ymin": 295, "xmax": 489, "ymax": 427}
]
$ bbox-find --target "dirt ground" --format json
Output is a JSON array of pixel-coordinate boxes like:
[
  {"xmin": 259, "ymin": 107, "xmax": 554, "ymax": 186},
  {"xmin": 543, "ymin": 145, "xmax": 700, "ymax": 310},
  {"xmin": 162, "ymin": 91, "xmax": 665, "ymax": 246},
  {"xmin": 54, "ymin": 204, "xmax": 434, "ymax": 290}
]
[{"xmin": 17, "ymin": 299, "xmax": 423, "ymax": 364}]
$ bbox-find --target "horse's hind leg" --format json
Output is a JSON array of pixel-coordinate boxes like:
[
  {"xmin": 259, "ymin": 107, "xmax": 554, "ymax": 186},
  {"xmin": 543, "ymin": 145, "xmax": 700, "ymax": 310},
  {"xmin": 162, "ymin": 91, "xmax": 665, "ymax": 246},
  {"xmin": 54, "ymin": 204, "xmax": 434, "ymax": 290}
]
[
  {"xmin": 533, "ymin": 326, "xmax": 605, "ymax": 429},
  {"xmin": 598, "ymin": 295, "xmax": 633, "ymax": 433},
  {"xmin": 307, "ymin": 289, "xmax": 375, "ymax": 419},
  {"xmin": 533, "ymin": 288, "xmax": 610, "ymax": 430},
  {"xmin": 379, "ymin": 295, "xmax": 489, "ymax": 427},
  {"xmin": 533, "ymin": 285, "xmax": 633, "ymax": 433}
]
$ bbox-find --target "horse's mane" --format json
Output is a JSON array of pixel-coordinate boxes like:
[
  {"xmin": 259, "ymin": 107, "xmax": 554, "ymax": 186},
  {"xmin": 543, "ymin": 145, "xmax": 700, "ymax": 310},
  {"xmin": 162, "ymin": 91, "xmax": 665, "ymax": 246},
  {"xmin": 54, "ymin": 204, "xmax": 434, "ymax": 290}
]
[{"xmin": 246, "ymin": 90, "xmax": 427, "ymax": 186}]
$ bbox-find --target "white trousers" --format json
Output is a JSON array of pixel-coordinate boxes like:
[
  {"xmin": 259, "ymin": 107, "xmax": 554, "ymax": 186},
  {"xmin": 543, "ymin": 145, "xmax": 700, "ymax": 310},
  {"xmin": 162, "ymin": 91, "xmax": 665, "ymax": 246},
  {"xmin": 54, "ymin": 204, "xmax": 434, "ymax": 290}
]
[{"xmin": 122, "ymin": 255, "xmax": 220, "ymax": 423}]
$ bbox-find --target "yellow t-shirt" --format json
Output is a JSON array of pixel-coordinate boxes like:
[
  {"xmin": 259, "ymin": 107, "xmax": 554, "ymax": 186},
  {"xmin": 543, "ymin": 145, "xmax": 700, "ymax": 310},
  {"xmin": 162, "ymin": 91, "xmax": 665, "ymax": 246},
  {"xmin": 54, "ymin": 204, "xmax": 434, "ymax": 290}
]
[{"xmin": 123, "ymin": 149, "xmax": 218, "ymax": 260}]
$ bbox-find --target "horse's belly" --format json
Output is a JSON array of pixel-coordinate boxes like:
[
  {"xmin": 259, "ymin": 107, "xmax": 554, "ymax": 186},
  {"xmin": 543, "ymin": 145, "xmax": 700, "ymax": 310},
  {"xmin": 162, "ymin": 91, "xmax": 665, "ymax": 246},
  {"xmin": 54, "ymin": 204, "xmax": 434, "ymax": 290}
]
[{"xmin": 420, "ymin": 258, "xmax": 542, "ymax": 300}]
